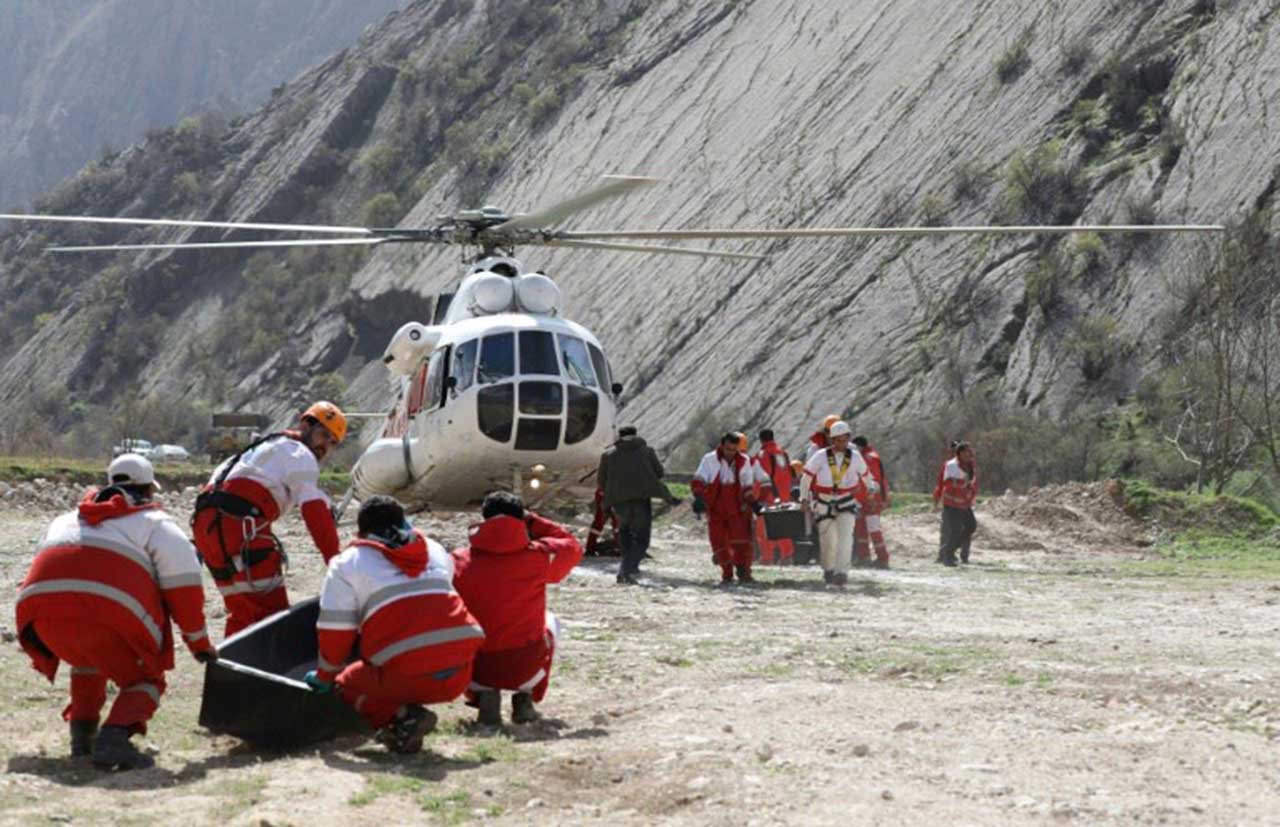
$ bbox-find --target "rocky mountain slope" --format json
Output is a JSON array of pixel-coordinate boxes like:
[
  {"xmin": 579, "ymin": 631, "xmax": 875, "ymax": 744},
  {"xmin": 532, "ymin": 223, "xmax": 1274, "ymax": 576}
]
[
  {"xmin": 0, "ymin": 0, "xmax": 1275, "ymax": 464},
  {"xmin": 0, "ymin": 0, "xmax": 410, "ymax": 209}
]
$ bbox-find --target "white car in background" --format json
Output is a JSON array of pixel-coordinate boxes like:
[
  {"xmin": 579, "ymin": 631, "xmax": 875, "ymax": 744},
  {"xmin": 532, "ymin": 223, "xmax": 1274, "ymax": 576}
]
[
  {"xmin": 150, "ymin": 444, "xmax": 191, "ymax": 463},
  {"xmin": 112, "ymin": 438, "xmax": 153, "ymax": 457}
]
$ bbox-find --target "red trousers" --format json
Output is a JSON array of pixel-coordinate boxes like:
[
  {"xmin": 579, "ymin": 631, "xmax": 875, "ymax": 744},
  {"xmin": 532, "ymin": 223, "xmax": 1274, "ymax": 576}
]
[
  {"xmin": 468, "ymin": 613, "xmax": 559, "ymax": 703},
  {"xmin": 854, "ymin": 494, "xmax": 889, "ymax": 563},
  {"xmin": 753, "ymin": 493, "xmax": 795, "ymax": 565},
  {"xmin": 336, "ymin": 660, "xmax": 473, "ymax": 729},
  {"xmin": 192, "ymin": 508, "xmax": 289, "ymax": 637},
  {"xmin": 33, "ymin": 619, "xmax": 165, "ymax": 735},
  {"xmin": 707, "ymin": 510, "xmax": 753, "ymax": 577}
]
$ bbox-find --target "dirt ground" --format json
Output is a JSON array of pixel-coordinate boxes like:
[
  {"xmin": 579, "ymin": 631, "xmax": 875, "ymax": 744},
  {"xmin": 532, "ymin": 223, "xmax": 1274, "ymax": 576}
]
[{"xmin": 0, "ymin": 488, "xmax": 1278, "ymax": 826}]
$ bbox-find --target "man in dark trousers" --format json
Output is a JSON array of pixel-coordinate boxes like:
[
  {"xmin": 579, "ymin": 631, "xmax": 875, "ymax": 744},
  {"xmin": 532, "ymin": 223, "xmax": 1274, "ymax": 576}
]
[{"xmin": 597, "ymin": 426, "xmax": 677, "ymax": 585}]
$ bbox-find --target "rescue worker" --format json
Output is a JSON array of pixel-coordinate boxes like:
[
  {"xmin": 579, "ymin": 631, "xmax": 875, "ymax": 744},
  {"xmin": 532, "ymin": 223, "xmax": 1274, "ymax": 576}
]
[
  {"xmin": 933, "ymin": 441, "xmax": 979, "ymax": 566},
  {"xmin": 799, "ymin": 421, "xmax": 872, "ymax": 587},
  {"xmin": 692, "ymin": 432, "xmax": 760, "ymax": 585},
  {"xmin": 752, "ymin": 429, "xmax": 795, "ymax": 565},
  {"xmin": 852, "ymin": 435, "xmax": 891, "ymax": 569},
  {"xmin": 452, "ymin": 491, "xmax": 583, "ymax": 725},
  {"xmin": 16, "ymin": 454, "xmax": 215, "ymax": 770},
  {"xmin": 597, "ymin": 426, "xmax": 677, "ymax": 585},
  {"xmin": 804, "ymin": 415, "xmax": 841, "ymax": 463},
  {"xmin": 307, "ymin": 496, "xmax": 484, "ymax": 754},
  {"xmin": 192, "ymin": 401, "xmax": 346, "ymax": 636}
]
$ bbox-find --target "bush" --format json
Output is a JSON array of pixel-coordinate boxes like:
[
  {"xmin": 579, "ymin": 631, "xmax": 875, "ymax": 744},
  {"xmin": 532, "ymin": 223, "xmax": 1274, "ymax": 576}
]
[
  {"xmin": 1058, "ymin": 37, "xmax": 1093, "ymax": 75},
  {"xmin": 1073, "ymin": 313, "xmax": 1122, "ymax": 381},
  {"xmin": 527, "ymin": 87, "xmax": 563, "ymax": 127},
  {"xmin": 919, "ymin": 193, "xmax": 948, "ymax": 227},
  {"xmin": 951, "ymin": 160, "xmax": 989, "ymax": 203},
  {"xmin": 1025, "ymin": 249, "xmax": 1069, "ymax": 316},
  {"xmin": 1000, "ymin": 142, "xmax": 1086, "ymax": 224},
  {"xmin": 995, "ymin": 27, "xmax": 1033, "ymax": 84},
  {"xmin": 1072, "ymin": 232, "xmax": 1107, "ymax": 280}
]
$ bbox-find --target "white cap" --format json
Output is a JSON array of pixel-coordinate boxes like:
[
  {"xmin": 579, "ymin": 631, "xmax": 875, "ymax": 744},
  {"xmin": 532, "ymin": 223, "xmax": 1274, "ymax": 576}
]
[
  {"xmin": 829, "ymin": 421, "xmax": 852, "ymax": 438},
  {"xmin": 108, "ymin": 453, "xmax": 160, "ymax": 491}
]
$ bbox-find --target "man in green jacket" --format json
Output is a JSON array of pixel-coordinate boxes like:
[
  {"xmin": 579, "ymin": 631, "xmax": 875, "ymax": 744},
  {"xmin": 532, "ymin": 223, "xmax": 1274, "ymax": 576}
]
[{"xmin": 598, "ymin": 426, "xmax": 677, "ymax": 585}]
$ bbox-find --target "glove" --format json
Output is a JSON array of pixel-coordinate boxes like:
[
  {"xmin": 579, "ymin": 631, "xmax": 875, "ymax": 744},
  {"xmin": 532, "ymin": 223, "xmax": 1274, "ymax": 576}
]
[
  {"xmin": 691, "ymin": 495, "xmax": 707, "ymax": 516},
  {"xmin": 750, "ymin": 500, "xmax": 764, "ymax": 515},
  {"xmin": 193, "ymin": 647, "xmax": 218, "ymax": 664},
  {"xmin": 303, "ymin": 670, "xmax": 334, "ymax": 694}
]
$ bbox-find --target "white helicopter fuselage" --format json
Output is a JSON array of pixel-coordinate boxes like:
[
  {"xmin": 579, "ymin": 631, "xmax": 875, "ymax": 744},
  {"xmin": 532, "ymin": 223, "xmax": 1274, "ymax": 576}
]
[{"xmin": 351, "ymin": 263, "xmax": 620, "ymax": 511}]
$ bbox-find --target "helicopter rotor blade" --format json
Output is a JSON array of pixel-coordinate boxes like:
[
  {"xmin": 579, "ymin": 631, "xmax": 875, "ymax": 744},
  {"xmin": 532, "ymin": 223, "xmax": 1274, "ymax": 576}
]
[
  {"xmin": 0, "ymin": 212, "xmax": 376, "ymax": 236},
  {"xmin": 557, "ymin": 224, "xmax": 1227, "ymax": 241},
  {"xmin": 490, "ymin": 175, "xmax": 662, "ymax": 232},
  {"xmin": 47, "ymin": 237, "xmax": 395, "ymax": 253},
  {"xmin": 544, "ymin": 238, "xmax": 765, "ymax": 261}
]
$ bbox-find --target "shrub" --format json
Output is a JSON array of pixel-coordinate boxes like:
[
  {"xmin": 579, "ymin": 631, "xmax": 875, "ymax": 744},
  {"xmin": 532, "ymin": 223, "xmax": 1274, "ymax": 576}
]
[
  {"xmin": 1025, "ymin": 248, "xmax": 1069, "ymax": 316},
  {"xmin": 1058, "ymin": 36, "xmax": 1093, "ymax": 75},
  {"xmin": 527, "ymin": 87, "xmax": 563, "ymax": 127},
  {"xmin": 952, "ymin": 160, "xmax": 989, "ymax": 202},
  {"xmin": 995, "ymin": 27, "xmax": 1034, "ymax": 84},
  {"xmin": 1073, "ymin": 313, "xmax": 1122, "ymax": 381},
  {"xmin": 362, "ymin": 192, "xmax": 403, "ymax": 227},
  {"xmin": 1000, "ymin": 142, "xmax": 1086, "ymax": 224},
  {"xmin": 1072, "ymin": 232, "xmax": 1106, "ymax": 280},
  {"xmin": 919, "ymin": 193, "xmax": 948, "ymax": 227}
]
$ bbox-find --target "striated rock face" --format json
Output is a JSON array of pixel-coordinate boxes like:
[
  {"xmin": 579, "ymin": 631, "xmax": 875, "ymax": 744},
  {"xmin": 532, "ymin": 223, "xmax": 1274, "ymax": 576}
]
[
  {"xmin": 0, "ymin": 0, "xmax": 1276, "ymax": 462},
  {"xmin": 0, "ymin": 0, "xmax": 410, "ymax": 209}
]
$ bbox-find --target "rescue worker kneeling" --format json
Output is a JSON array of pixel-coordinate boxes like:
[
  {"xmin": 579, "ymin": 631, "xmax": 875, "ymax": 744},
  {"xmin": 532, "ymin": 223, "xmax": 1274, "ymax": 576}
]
[
  {"xmin": 307, "ymin": 496, "xmax": 485, "ymax": 754},
  {"xmin": 192, "ymin": 401, "xmax": 346, "ymax": 636},
  {"xmin": 800, "ymin": 421, "xmax": 872, "ymax": 587},
  {"xmin": 16, "ymin": 454, "xmax": 215, "ymax": 770},
  {"xmin": 452, "ymin": 491, "xmax": 583, "ymax": 726}
]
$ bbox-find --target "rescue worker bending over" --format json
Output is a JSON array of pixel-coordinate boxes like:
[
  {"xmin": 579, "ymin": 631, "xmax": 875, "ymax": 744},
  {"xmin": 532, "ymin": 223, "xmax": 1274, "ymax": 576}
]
[
  {"xmin": 452, "ymin": 491, "xmax": 583, "ymax": 726},
  {"xmin": 308, "ymin": 496, "xmax": 485, "ymax": 754},
  {"xmin": 692, "ymin": 432, "xmax": 760, "ymax": 585},
  {"xmin": 852, "ymin": 435, "xmax": 891, "ymax": 569},
  {"xmin": 800, "ymin": 421, "xmax": 872, "ymax": 587},
  {"xmin": 192, "ymin": 401, "xmax": 346, "ymax": 635},
  {"xmin": 16, "ymin": 454, "xmax": 215, "ymax": 770}
]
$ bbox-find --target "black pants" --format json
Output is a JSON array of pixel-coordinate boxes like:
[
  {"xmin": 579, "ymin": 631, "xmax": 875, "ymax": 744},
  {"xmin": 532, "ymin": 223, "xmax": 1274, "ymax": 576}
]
[
  {"xmin": 614, "ymin": 500, "xmax": 652, "ymax": 575},
  {"xmin": 939, "ymin": 506, "xmax": 977, "ymax": 562}
]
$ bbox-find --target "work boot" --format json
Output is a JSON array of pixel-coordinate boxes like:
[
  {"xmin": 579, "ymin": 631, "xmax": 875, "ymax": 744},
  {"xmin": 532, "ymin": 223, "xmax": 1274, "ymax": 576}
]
[
  {"xmin": 872, "ymin": 559, "xmax": 890, "ymax": 570},
  {"xmin": 511, "ymin": 692, "xmax": 541, "ymax": 724},
  {"xmin": 735, "ymin": 566, "xmax": 755, "ymax": 584},
  {"xmin": 960, "ymin": 550, "xmax": 970, "ymax": 564},
  {"xmin": 377, "ymin": 705, "xmax": 437, "ymax": 754},
  {"xmin": 70, "ymin": 719, "xmax": 98, "ymax": 758},
  {"xmin": 92, "ymin": 726, "xmax": 154, "ymax": 771},
  {"xmin": 940, "ymin": 552, "xmax": 958, "ymax": 567},
  {"xmin": 475, "ymin": 690, "xmax": 503, "ymax": 727},
  {"xmin": 832, "ymin": 572, "xmax": 848, "ymax": 588},
  {"xmin": 822, "ymin": 569, "xmax": 834, "ymax": 584},
  {"xmin": 853, "ymin": 558, "xmax": 871, "ymax": 569},
  {"xmin": 616, "ymin": 571, "xmax": 639, "ymax": 586}
]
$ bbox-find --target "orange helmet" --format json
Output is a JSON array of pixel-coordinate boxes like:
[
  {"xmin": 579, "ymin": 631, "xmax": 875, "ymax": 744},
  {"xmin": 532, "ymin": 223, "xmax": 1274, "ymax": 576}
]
[
  {"xmin": 737, "ymin": 433, "xmax": 749, "ymax": 452},
  {"xmin": 822, "ymin": 414, "xmax": 840, "ymax": 432},
  {"xmin": 303, "ymin": 401, "xmax": 347, "ymax": 443}
]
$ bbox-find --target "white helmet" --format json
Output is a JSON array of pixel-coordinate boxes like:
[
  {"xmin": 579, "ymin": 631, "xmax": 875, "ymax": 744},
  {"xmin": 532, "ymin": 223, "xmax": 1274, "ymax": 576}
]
[
  {"xmin": 828, "ymin": 421, "xmax": 852, "ymax": 438},
  {"xmin": 108, "ymin": 453, "xmax": 160, "ymax": 491}
]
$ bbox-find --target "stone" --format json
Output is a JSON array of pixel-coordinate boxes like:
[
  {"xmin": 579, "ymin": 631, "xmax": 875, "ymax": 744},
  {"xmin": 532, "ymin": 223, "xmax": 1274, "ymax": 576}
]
[{"xmin": 852, "ymin": 744, "xmax": 870, "ymax": 757}]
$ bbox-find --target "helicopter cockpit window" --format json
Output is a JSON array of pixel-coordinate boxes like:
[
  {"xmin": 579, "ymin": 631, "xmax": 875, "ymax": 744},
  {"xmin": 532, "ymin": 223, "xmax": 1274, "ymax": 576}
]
[
  {"xmin": 478, "ymin": 333, "xmax": 514, "ymax": 384},
  {"xmin": 558, "ymin": 335, "xmax": 597, "ymax": 387},
  {"xmin": 451, "ymin": 338, "xmax": 478, "ymax": 393},
  {"xmin": 425, "ymin": 346, "xmax": 449, "ymax": 410},
  {"xmin": 588, "ymin": 343, "xmax": 612, "ymax": 390},
  {"xmin": 518, "ymin": 330, "xmax": 559, "ymax": 376}
]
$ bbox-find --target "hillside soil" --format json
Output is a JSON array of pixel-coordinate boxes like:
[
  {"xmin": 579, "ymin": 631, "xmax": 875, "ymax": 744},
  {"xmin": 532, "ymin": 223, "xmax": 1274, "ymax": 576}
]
[{"xmin": 0, "ymin": 484, "xmax": 1277, "ymax": 825}]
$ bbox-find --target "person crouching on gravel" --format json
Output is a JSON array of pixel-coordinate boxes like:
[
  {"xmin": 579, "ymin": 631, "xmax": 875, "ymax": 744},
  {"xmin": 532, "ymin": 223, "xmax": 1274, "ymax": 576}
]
[
  {"xmin": 15, "ymin": 454, "xmax": 216, "ymax": 770},
  {"xmin": 452, "ymin": 492, "xmax": 583, "ymax": 727},
  {"xmin": 799, "ymin": 421, "xmax": 872, "ymax": 587},
  {"xmin": 933, "ymin": 441, "xmax": 978, "ymax": 567},
  {"xmin": 307, "ymin": 496, "xmax": 485, "ymax": 754}
]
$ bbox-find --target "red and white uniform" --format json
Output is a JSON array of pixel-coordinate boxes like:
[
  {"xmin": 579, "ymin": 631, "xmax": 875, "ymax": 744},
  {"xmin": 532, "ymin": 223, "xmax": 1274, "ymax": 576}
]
[
  {"xmin": 315, "ymin": 530, "xmax": 484, "ymax": 728},
  {"xmin": 692, "ymin": 448, "xmax": 757, "ymax": 578},
  {"xmin": 854, "ymin": 443, "xmax": 890, "ymax": 564},
  {"xmin": 933, "ymin": 457, "xmax": 978, "ymax": 509},
  {"xmin": 16, "ymin": 490, "xmax": 212, "ymax": 734},
  {"xmin": 192, "ymin": 432, "xmax": 340, "ymax": 635},
  {"xmin": 753, "ymin": 441, "xmax": 795, "ymax": 564},
  {"xmin": 452, "ymin": 513, "xmax": 582, "ymax": 702},
  {"xmin": 803, "ymin": 431, "xmax": 830, "ymax": 463}
]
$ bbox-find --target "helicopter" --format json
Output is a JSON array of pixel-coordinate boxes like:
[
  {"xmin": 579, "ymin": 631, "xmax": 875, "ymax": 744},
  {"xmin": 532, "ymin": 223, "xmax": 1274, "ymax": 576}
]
[{"xmin": 0, "ymin": 175, "xmax": 1223, "ymax": 512}]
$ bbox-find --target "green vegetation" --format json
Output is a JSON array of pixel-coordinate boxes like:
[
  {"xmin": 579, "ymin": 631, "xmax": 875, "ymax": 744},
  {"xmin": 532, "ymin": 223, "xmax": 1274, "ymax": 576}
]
[
  {"xmin": 1000, "ymin": 141, "xmax": 1085, "ymax": 224},
  {"xmin": 349, "ymin": 773, "xmax": 426, "ymax": 806},
  {"xmin": 420, "ymin": 790, "xmax": 472, "ymax": 824},
  {"xmin": 995, "ymin": 26, "xmax": 1034, "ymax": 84}
]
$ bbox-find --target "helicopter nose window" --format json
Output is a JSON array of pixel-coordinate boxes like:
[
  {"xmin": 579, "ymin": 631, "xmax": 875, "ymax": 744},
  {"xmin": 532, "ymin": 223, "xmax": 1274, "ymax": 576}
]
[
  {"xmin": 564, "ymin": 385, "xmax": 599, "ymax": 445},
  {"xmin": 519, "ymin": 381, "xmax": 563, "ymax": 415},
  {"xmin": 587, "ymin": 343, "xmax": 613, "ymax": 391},
  {"xmin": 451, "ymin": 338, "xmax": 478, "ymax": 393},
  {"xmin": 518, "ymin": 330, "xmax": 559, "ymax": 376},
  {"xmin": 478, "ymin": 332, "xmax": 514, "ymax": 383},
  {"xmin": 477, "ymin": 384, "xmax": 515, "ymax": 443},
  {"xmin": 558, "ymin": 335, "xmax": 597, "ymax": 387}
]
